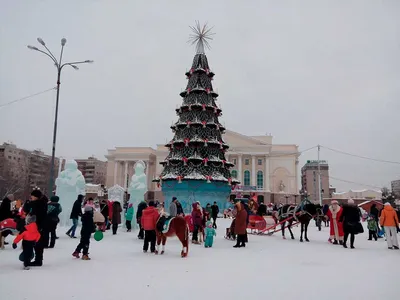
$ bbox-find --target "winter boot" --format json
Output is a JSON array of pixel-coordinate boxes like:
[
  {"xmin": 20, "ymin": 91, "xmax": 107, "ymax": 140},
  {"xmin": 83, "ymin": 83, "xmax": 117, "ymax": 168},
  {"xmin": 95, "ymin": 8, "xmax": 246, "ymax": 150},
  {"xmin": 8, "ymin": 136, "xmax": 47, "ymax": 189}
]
[
  {"xmin": 333, "ymin": 239, "xmax": 338, "ymax": 245},
  {"xmin": 393, "ymin": 246, "xmax": 399, "ymax": 250},
  {"xmin": 23, "ymin": 266, "xmax": 30, "ymax": 270},
  {"xmin": 388, "ymin": 247, "xmax": 393, "ymax": 250},
  {"xmin": 343, "ymin": 244, "xmax": 347, "ymax": 248},
  {"xmin": 72, "ymin": 251, "xmax": 80, "ymax": 258},
  {"xmin": 82, "ymin": 255, "xmax": 91, "ymax": 260}
]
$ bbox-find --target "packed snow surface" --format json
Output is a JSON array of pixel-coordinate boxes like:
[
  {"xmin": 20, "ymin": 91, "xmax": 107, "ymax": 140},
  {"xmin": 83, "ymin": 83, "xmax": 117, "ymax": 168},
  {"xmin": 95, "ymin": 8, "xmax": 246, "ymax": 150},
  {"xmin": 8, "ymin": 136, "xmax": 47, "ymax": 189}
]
[{"xmin": 0, "ymin": 219, "xmax": 397, "ymax": 300}]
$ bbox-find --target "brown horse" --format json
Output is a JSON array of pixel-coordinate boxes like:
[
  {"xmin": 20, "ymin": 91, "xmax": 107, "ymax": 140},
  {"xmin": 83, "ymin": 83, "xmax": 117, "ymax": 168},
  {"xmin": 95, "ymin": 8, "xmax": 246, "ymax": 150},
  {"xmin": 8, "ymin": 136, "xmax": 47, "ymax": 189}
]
[{"xmin": 155, "ymin": 216, "xmax": 189, "ymax": 258}]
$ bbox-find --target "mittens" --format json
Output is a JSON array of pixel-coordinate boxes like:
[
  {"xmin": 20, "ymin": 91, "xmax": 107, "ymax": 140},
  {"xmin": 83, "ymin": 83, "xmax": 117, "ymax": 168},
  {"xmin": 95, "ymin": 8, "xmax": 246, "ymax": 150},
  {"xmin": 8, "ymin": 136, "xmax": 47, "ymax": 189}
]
[{"xmin": 12, "ymin": 243, "xmax": 17, "ymax": 249}]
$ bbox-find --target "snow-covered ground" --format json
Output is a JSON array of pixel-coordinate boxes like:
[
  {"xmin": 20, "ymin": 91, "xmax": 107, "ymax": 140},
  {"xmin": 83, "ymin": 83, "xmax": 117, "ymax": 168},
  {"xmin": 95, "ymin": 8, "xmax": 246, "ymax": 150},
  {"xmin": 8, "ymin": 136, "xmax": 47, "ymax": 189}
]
[{"xmin": 0, "ymin": 218, "xmax": 398, "ymax": 300}]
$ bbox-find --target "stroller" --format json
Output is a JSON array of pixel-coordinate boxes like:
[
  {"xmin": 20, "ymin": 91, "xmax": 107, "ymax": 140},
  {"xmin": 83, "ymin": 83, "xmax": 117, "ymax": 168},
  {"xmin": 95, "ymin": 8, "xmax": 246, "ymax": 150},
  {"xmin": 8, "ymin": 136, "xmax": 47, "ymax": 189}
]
[{"xmin": 224, "ymin": 219, "xmax": 236, "ymax": 240}]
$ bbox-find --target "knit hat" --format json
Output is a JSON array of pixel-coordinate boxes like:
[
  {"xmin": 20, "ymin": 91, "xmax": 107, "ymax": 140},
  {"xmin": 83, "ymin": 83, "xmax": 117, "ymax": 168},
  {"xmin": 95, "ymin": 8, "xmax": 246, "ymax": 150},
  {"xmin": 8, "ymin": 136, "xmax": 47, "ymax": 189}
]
[
  {"xmin": 31, "ymin": 190, "xmax": 42, "ymax": 199},
  {"xmin": 172, "ymin": 197, "xmax": 177, "ymax": 201},
  {"xmin": 384, "ymin": 202, "xmax": 391, "ymax": 206},
  {"xmin": 347, "ymin": 198, "xmax": 354, "ymax": 204},
  {"xmin": 25, "ymin": 215, "xmax": 36, "ymax": 225},
  {"xmin": 148, "ymin": 201, "xmax": 155, "ymax": 207},
  {"xmin": 50, "ymin": 196, "xmax": 59, "ymax": 203}
]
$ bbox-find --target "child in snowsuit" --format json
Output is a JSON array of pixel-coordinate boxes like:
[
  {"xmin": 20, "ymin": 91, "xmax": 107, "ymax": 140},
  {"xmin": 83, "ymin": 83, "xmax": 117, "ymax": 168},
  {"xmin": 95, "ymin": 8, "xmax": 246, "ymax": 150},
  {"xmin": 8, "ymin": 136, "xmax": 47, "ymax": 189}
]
[
  {"xmin": 125, "ymin": 203, "xmax": 134, "ymax": 232},
  {"xmin": 367, "ymin": 214, "xmax": 378, "ymax": 241},
  {"xmin": 12, "ymin": 215, "xmax": 41, "ymax": 270},
  {"xmin": 72, "ymin": 206, "xmax": 96, "ymax": 260},
  {"xmin": 204, "ymin": 221, "xmax": 216, "ymax": 248}
]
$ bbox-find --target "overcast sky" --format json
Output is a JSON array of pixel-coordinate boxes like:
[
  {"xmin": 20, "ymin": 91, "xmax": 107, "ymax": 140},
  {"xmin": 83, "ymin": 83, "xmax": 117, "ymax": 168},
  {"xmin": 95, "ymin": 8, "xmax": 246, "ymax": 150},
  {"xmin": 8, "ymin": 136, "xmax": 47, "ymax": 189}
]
[{"xmin": 1, "ymin": 0, "xmax": 399, "ymax": 192}]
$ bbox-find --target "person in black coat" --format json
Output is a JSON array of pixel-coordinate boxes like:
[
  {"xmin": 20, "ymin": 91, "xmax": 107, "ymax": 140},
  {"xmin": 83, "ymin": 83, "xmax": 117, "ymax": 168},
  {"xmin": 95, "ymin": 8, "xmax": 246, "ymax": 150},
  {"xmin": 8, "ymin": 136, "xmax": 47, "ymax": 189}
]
[
  {"xmin": 100, "ymin": 200, "xmax": 109, "ymax": 231},
  {"xmin": 0, "ymin": 194, "xmax": 13, "ymax": 221},
  {"xmin": 136, "ymin": 201, "xmax": 147, "ymax": 239},
  {"xmin": 66, "ymin": 195, "xmax": 84, "ymax": 238},
  {"xmin": 339, "ymin": 199, "xmax": 362, "ymax": 249},
  {"xmin": 211, "ymin": 202, "xmax": 220, "ymax": 229},
  {"xmin": 43, "ymin": 196, "xmax": 62, "ymax": 248},
  {"xmin": 24, "ymin": 189, "xmax": 48, "ymax": 266},
  {"xmin": 370, "ymin": 204, "xmax": 380, "ymax": 230},
  {"xmin": 257, "ymin": 201, "xmax": 267, "ymax": 217},
  {"xmin": 176, "ymin": 200, "xmax": 184, "ymax": 216},
  {"xmin": 72, "ymin": 206, "xmax": 96, "ymax": 260}
]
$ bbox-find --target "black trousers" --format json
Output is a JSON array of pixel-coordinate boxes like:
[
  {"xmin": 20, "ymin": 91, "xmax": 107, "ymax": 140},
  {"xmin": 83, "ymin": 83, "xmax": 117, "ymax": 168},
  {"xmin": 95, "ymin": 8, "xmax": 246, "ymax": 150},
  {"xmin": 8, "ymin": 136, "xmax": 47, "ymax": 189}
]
[
  {"xmin": 143, "ymin": 230, "xmax": 156, "ymax": 252},
  {"xmin": 43, "ymin": 220, "xmax": 58, "ymax": 248},
  {"xmin": 137, "ymin": 220, "xmax": 144, "ymax": 239},
  {"xmin": 126, "ymin": 220, "xmax": 132, "ymax": 231},
  {"xmin": 368, "ymin": 230, "xmax": 377, "ymax": 241},
  {"xmin": 75, "ymin": 234, "xmax": 91, "ymax": 255},
  {"xmin": 33, "ymin": 230, "xmax": 45, "ymax": 264},
  {"xmin": 192, "ymin": 225, "xmax": 199, "ymax": 241},
  {"xmin": 344, "ymin": 231, "xmax": 355, "ymax": 247},
  {"xmin": 236, "ymin": 234, "xmax": 246, "ymax": 246},
  {"xmin": 22, "ymin": 240, "xmax": 35, "ymax": 267},
  {"xmin": 212, "ymin": 217, "xmax": 217, "ymax": 229},
  {"xmin": 112, "ymin": 224, "xmax": 118, "ymax": 235}
]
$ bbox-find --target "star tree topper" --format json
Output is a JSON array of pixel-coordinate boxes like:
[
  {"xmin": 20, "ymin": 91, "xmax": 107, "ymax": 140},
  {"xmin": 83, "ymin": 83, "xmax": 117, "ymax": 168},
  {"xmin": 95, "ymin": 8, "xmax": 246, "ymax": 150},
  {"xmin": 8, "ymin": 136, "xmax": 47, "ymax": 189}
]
[{"xmin": 188, "ymin": 21, "xmax": 215, "ymax": 54}]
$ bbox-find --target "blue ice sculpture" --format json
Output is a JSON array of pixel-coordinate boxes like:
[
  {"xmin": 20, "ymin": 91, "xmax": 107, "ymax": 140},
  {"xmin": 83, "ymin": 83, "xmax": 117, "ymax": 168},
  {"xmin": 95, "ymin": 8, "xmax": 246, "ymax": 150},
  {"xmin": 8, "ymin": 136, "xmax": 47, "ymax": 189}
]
[
  {"xmin": 128, "ymin": 161, "xmax": 147, "ymax": 213},
  {"xmin": 55, "ymin": 160, "xmax": 86, "ymax": 226}
]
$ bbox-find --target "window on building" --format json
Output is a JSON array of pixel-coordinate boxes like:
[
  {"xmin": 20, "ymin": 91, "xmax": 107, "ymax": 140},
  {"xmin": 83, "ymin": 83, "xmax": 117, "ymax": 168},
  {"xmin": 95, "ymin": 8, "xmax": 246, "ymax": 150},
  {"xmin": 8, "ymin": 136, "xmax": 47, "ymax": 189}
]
[
  {"xmin": 233, "ymin": 158, "xmax": 237, "ymax": 165},
  {"xmin": 245, "ymin": 159, "xmax": 250, "ymax": 165},
  {"xmin": 244, "ymin": 170, "xmax": 250, "ymax": 186},
  {"xmin": 257, "ymin": 159, "xmax": 262, "ymax": 166},
  {"xmin": 231, "ymin": 170, "xmax": 238, "ymax": 178},
  {"xmin": 257, "ymin": 171, "xmax": 263, "ymax": 189}
]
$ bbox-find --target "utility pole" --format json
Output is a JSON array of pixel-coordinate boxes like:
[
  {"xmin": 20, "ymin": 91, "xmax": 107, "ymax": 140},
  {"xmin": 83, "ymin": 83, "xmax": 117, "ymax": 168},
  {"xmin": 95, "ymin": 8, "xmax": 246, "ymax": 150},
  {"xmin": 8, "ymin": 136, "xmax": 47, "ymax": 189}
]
[{"xmin": 317, "ymin": 145, "xmax": 322, "ymax": 205}]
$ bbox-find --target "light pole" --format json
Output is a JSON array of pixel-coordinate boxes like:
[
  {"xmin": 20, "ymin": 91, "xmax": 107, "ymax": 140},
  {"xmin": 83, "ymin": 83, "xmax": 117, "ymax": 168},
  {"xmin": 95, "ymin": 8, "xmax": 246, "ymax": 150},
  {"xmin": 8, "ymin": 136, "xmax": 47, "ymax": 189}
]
[{"xmin": 27, "ymin": 38, "xmax": 93, "ymax": 196}]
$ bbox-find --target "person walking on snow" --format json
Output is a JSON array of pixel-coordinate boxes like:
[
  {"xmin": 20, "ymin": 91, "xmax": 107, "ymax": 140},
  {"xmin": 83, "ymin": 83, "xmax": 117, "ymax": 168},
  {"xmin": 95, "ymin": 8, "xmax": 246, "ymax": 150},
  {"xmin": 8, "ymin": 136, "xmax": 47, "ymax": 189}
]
[
  {"xmin": 125, "ymin": 203, "xmax": 134, "ymax": 232},
  {"xmin": 141, "ymin": 201, "xmax": 159, "ymax": 253},
  {"xmin": 340, "ymin": 199, "xmax": 363, "ymax": 249},
  {"xmin": 233, "ymin": 201, "xmax": 248, "ymax": 248},
  {"xmin": 379, "ymin": 202, "xmax": 399, "ymax": 250},
  {"xmin": 44, "ymin": 196, "xmax": 62, "ymax": 248},
  {"xmin": 111, "ymin": 201, "xmax": 122, "ymax": 235},
  {"xmin": 72, "ymin": 206, "xmax": 96, "ymax": 260},
  {"xmin": 204, "ymin": 220, "xmax": 216, "ymax": 248},
  {"xmin": 191, "ymin": 202, "xmax": 203, "ymax": 244},
  {"xmin": 169, "ymin": 197, "xmax": 178, "ymax": 217},
  {"xmin": 136, "ymin": 201, "xmax": 147, "ymax": 239},
  {"xmin": 211, "ymin": 201, "xmax": 219, "ymax": 229},
  {"xmin": 326, "ymin": 200, "xmax": 344, "ymax": 244},
  {"xmin": 66, "ymin": 195, "xmax": 84, "ymax": 238}
]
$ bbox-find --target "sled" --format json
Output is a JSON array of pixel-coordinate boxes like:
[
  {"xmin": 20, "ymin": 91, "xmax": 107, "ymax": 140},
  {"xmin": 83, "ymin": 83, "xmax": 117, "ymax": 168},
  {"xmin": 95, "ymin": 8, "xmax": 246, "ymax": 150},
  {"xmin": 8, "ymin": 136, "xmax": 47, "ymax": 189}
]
[
  {"xmin": 247, "ymin": 215, "xmax": 267, "ymax": 234},
  {"xmin": 256, "ymin": 212, "xmax": 302, "ymax": 235}
]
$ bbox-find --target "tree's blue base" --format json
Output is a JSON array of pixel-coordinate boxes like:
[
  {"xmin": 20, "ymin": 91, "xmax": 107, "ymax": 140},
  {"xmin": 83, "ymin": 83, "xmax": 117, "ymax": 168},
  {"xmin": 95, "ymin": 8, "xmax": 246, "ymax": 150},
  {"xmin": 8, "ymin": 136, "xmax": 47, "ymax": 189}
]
[{"xmin": 161, "ymin": 180, "xmax": 231, "ymax": 214}]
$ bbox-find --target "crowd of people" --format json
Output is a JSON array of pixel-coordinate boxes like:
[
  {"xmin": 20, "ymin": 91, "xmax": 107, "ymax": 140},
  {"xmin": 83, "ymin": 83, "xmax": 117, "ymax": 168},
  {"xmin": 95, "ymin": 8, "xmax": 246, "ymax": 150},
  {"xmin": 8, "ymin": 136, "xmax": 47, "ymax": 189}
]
[{"xmin": 1, "ymin": 191, "xmax": 399, "ymax": 270}]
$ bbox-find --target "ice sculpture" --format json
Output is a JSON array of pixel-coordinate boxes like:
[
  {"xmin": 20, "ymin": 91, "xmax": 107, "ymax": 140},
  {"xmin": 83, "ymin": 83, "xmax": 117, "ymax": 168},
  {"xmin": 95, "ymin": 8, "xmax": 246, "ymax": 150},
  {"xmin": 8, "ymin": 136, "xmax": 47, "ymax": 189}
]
[
  {"xmin": 55, "ymin": 160, "xmax": 86, "ymax": 226},
  {"xmin": 128, "ymin": 161, "xmax": 147, "ymax": 212}
]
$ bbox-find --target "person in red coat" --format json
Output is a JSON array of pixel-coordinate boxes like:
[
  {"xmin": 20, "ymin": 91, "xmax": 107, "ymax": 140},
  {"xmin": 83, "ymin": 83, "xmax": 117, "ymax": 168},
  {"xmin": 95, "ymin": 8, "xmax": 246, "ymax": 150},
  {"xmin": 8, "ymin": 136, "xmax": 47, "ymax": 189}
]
[
  {"xmin": 234, "ymin": 202, "xmax": 248, "ymax": 248},
  {"xmin": 191, "ymin": 202, "xmax": 203, "ymax": 244},
  {"xmin": 326, "ymin": 200, "xmax": 344, "ymax": 244},
  {"xmin": 141, "ymin": 201, "xmax": 159, "ymax": 253}
]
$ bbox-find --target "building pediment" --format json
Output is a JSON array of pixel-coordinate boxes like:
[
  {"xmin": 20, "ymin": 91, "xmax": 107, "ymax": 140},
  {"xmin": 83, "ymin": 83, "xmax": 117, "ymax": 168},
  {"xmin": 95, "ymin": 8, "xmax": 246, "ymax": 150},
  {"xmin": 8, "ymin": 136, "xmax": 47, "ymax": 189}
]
[{"xmin": 223, "ymin": 130, "xmax": 272, "ymax": 147}]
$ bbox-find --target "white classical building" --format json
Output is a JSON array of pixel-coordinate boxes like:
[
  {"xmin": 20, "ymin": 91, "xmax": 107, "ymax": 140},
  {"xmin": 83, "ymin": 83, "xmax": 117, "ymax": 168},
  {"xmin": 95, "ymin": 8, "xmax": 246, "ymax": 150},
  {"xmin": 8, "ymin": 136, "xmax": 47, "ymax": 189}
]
[
  {"xmin": 105, "ymin": 130, "xmax": 300, "ymax": 203},
  {"xmin": 332, "ymin": 189, "xmax": 382, "ymax": 200}
]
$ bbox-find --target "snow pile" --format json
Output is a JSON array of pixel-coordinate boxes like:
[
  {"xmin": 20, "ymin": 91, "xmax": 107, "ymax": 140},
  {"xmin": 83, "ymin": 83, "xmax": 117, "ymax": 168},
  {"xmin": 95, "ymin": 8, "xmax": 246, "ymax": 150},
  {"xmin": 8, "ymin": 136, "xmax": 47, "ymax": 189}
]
[{"xmin": 0, "ymin": 219, "xmax": 397, "ymax": 300}]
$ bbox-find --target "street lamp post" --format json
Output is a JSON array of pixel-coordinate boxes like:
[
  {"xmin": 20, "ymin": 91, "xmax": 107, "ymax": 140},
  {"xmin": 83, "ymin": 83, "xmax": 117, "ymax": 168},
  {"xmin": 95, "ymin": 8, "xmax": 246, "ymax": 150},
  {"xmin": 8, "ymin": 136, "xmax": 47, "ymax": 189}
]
[{"xmin": 27, "ymin": 38, "xmax": 93, "ymax": 196}]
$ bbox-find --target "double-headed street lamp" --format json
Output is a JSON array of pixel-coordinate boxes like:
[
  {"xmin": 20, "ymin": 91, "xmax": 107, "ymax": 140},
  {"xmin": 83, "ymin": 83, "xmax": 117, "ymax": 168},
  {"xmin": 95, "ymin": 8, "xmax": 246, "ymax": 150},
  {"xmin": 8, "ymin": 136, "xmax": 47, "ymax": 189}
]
[{"xmin": 27, "ymin": 38, "xmax": 93, "ymax": 196}]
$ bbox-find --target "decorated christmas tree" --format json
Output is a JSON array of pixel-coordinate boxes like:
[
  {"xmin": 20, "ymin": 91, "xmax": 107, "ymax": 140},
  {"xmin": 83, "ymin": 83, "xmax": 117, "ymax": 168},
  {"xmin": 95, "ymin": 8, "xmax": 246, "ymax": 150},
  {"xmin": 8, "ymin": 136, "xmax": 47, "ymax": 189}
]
[{"xmin": 157, "ymin": 22, "xmax": 239, "ymax": 213}]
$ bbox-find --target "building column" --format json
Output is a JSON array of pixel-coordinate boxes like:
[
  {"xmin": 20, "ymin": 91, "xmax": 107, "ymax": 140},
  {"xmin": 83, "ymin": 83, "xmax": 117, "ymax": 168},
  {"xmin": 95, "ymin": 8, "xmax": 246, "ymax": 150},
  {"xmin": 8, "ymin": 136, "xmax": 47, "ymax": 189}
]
[
  {"xmin": 113, "ymin": 160, "xmax": 118, "ymax": 185},
  {"xmin": 124, "ymin": 161, "xmax": 128, "ymax": 190},
  {"xmin": 251, "ymin": 156, "xmax": 256, "ymax": 186},
  {"xmin": 265, "ymin": 155, "xmax": 270, "ymax": 192},
  {"xmin": 238, "ymin": 155, "xmax": 243, "ymax": 183}
]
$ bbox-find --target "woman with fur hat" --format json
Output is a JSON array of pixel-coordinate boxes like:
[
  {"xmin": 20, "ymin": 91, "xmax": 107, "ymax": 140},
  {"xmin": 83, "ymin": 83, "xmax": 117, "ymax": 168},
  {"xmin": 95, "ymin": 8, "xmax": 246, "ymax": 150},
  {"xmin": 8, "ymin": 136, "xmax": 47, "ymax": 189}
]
[
  {"xmin": 326, "ymin": 200, "xmax": 344, "ymax": 244},
  {"xmin": 233, "ymin": 202, "xmax": 248, "ymax": 248},
  {"xmin": 379, "ymin": 202, "xmax": 399, "ymax": 250},
  {"xmin": 339, "ymin": 198, "xmax": 362, "ymax": 249}
]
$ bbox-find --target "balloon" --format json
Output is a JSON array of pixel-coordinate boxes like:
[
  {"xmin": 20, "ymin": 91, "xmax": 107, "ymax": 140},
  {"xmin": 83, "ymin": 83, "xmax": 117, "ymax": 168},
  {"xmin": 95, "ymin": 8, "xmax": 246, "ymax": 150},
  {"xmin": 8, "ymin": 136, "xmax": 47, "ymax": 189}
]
[{"xmin": 94, "ymin": 230, "xmax": 103, "ymax": 242}]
